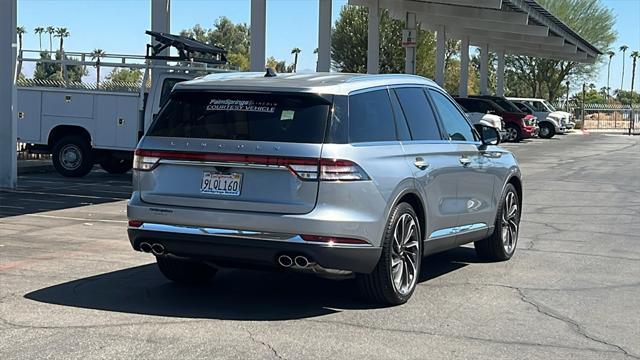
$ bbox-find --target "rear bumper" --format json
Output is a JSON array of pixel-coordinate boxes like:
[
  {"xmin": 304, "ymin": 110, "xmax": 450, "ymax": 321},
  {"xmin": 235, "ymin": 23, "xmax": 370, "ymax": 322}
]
[{"xmin": 128, "ymin": 223, "xmax": 381, "ymax": 274}]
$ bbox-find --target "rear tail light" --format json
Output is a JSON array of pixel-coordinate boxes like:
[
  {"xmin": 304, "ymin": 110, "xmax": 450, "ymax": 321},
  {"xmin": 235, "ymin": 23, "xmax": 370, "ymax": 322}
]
[
  {"xmin": 132, "ymin": 149, "xmax": 369, "ymax": 181},
  {"xmin": 319, "ymin": 159, "xmax": 369, "ymax": 181},
  {"xmin": 301, "ymin": 234, "xmax": 369, "ymax": 245},
  {"xmin": 133, "ymin": 149, "xmax": 160, "ymax": 171}
]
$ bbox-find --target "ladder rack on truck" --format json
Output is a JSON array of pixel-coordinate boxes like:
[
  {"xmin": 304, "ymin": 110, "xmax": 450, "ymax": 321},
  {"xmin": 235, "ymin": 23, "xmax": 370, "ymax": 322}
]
[{"xmin": 17, "ymin": 31, "xmax": 232, "ymax": 177}]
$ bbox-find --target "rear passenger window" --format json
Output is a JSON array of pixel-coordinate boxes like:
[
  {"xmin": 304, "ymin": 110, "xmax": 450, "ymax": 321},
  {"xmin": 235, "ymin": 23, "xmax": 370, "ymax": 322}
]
[
  {"xmin": 393, "ymin": 88, "xmax": 441, "ymax": 140},
  {"xmin": 348, "ymin": 90, "xmax": 396, "ymax": 142},
  {"xmin": 429, "ymin": 89, "xmax": 476, "ymax": 142}
]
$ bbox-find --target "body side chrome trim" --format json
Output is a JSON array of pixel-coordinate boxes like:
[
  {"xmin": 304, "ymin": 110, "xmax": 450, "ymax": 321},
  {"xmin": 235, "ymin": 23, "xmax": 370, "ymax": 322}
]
[{"xmin": 428, "ymin": 223, "xmax": 488, "ymax": 240}]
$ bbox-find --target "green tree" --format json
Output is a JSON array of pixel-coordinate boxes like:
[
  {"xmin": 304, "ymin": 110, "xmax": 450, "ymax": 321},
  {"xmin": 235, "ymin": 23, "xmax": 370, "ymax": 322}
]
[
  {"xmin": 606, "ymin": 50, "xmax": 615, "ymax": 100},
  {"xmin": 266, "ymin": 56, "xmax": 288, "ymax": 73},
  {"xmin": 90, "ymin": 49, "xmax": 105, "ymax": 88},
  {"xmin": 46, "ymin": 26, "xmax": 55, "ymax": 54},
  {"xmin": 331, "ymin": 6, "xmax": 405, "ymax": 73},
  {"xmin": 505, "ymin": 0, "xmax": 616, "ymax": 100},
  {"xmin": 619, "ymin": 45, "xmax": 629, "ymax": 91},
  {"xmin": 34, "ymin": 27, "xmax": 45, "ymax": 51},
  {"xmin": 105, "ymin": 68, "xmax": 143, "ymax": 83},
  {"xmin": 291, "ymin": 47, "xmax": 301, "ymax": 72},
  {"xmin": 54, "ymin": 27, "xmax": 69, "ymax": 54},
  {"xmin": 614, "ymin": 89, "xmax": 640, "ymax": 105},
  {"xmin": 181, "ymin": 17, "xmax": 250, "ymax": 70},
  {"xmin": 34, "ymin": 51, "xmax": 86, "ymax": 84},
  {"xmin": 630, "ymin": 51, "xmax": 639, "ymax": 105}
]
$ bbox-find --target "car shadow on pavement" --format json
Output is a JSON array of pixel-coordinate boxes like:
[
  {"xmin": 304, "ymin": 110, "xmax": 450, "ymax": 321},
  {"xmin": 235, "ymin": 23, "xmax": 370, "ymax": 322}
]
[
  {"xmin": 0, "ymin": 171, "xmax": 131, "ymax": 219},
  {"xmin": 24, "ymin": 247, "xmax": 478, "ymax": 320}
]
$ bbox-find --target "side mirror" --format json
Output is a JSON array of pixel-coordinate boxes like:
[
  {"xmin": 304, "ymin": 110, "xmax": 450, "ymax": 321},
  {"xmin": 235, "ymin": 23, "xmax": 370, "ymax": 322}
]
[{"xmin": 474, "ymin": 124, "xmax": 500, "ymax": 146}]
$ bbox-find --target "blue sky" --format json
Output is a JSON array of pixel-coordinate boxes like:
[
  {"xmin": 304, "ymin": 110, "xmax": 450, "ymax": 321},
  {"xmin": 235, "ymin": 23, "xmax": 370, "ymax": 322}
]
[{"xmin": 17, "ymin": 0, "xmax": 640, "ymax": 92}]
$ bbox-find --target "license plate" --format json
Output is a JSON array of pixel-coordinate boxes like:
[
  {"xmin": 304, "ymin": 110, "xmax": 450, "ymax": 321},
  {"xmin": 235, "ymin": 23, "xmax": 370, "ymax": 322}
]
[{"xmin": 201, "ymin": 172, "xmax": 242, "ymax": 196}]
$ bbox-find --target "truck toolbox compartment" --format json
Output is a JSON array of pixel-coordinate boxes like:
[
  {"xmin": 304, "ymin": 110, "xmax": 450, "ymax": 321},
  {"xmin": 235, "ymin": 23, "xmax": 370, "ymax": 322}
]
[{"xmin": 43, "ymin": 92, "xmax": 94, "ymax": 119}]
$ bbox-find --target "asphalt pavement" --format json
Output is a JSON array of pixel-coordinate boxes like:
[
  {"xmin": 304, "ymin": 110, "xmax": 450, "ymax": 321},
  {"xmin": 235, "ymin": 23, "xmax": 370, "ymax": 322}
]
[{"xmin": 1, "ymin": 132, "xmax": 639, "ymax": 359}]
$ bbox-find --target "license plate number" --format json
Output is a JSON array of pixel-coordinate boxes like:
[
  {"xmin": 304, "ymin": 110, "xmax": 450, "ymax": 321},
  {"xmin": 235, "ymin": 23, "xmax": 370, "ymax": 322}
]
[{"xmin": 201, "ymin": 172, "xmax": 242, "ymax": 196}]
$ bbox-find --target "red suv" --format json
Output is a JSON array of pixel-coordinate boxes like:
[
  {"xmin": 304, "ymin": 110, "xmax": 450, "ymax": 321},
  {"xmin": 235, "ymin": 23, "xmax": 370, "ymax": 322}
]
[{"xmin": 457, "ymin": 96, "xmax": 538, "ymax": 142}]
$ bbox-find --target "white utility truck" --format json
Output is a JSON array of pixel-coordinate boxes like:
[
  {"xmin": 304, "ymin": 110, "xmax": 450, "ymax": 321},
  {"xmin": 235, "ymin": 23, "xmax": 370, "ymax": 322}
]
[{"xmin": 17, "ymin": 31, "xmax": 229, "ymax": 177}]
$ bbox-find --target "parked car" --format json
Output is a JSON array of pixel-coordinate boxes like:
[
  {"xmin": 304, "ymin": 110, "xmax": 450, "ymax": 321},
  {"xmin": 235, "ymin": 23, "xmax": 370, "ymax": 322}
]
[
  {"xmin": 127, "ymin": 72, "xmax": 523, "ymax": 305},
  {"xmin": 508, "ymin": 97, "xmax": 575, "ymax": 131},
  {"xmin": 456, "ymin": 97, "xmax": 537, "ymax": 142},
  {"xmin": 509, "ymin": 100, "xmax": 564, "ymax": 139}
]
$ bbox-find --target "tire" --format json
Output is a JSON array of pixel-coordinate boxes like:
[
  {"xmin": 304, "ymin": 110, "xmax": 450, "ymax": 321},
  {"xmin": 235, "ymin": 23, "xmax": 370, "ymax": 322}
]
[
  {"xmin": 357, "ymin": 203, "xmax": 422, "ymax": 305},
  {"xmin": 156, "ymin": 256, "xmax": 217, "ymax": 285},
  {"xmin": 538, "ymin": 123, "xmax": 555, "ymax": 139},
  {"xmin": 474, "ymin": 183, "xmax": 521, "ymax": 261},
  {"xmin": 100, "ymin": 154, "xmax": 133, "ymax": 174},
  {"xmin": 51, "ymin": 135, "xmax": 94, "ymax": 177},
  {"xmin": 504, "ymin": 124, "xmax": 522, "ymax": 143}
]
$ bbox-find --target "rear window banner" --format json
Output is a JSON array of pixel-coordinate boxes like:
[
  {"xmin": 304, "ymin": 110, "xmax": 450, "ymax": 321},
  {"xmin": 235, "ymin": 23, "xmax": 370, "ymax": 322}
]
[{"xmin": 206, "ymin": 99, "xmax": 277, "ymax": 113}]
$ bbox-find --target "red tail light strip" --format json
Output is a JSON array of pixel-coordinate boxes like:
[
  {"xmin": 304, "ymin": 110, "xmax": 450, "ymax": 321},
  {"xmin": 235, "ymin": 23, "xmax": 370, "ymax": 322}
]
[
  {"xmin": 301, "ymin": 234, "xmax": 369, "ymax": 245},
  {"xmin": 134, "ymin": 149, "xmax": 318, "ymax": 166}
]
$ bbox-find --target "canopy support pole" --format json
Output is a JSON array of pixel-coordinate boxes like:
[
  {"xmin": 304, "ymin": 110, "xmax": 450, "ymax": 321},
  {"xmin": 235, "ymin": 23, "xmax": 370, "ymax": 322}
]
[
  {"xmin": 435, "ymin": 25, "xmax": 446, "ymax": 86},
  {"xmin": 317, "ymin": 0, "xmax": 332, "ymax": 72},
  {"xmin": 496, "ymin": 49, "xmax": 505, "ymax": 97},
  {"xmin": 0, "ymin": 0, "xmax": 17, "ymax": 189},
  {"xmin": 404, "ymin": 12, "xmax": 417, "ymax": 74},
  {"xmin": 250, "ymin": 0, "xmax": 266, "ymax": 72},
  {"xmin": 459, "ymin": 36, "xmax": 469, "ymax": 97},
  {"xmin": 367, "ymin": 0, "xmax": 380, "ymax": 74},
  {"xmin": 480, "ymin": 43, "xmax": 489, "ymax": 95}
]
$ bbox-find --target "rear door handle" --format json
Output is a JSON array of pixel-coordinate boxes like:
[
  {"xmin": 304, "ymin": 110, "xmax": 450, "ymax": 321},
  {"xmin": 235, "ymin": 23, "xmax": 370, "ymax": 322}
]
[
  {"xmin": 414, "ymin": 157, "xmax": 430, "ymax": 170},
  {"xmin": 459, "ymin": 157, "xmax": 471, "ymax": 167}
]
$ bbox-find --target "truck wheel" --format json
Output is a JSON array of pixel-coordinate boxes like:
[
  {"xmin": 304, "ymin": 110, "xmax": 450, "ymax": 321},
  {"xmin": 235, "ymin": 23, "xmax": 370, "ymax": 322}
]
[
  {"xmin": 100, "ymin": 154, "xmax": 133, "ymax": 174},
  {"xmin": 51, "ymin": 135, "xmax": 94, "ymax": 177},
  {"xmin": 504, "ymin": 124, "xmax": 522, "ymax": 142},
  {"xmin": 156, "ymin": 256, "xmax": 217, "ymax": 285},
  {"xmin": 357, "ymin": 202, "xmax": 422, "ymax": 305},
  {"xmin": 538, "ymin": 123, "xmax": 555, "ymax": 139}
]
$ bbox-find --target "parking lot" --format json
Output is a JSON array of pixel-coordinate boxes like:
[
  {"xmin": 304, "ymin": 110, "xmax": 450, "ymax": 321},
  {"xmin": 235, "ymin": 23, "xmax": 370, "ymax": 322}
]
[{"xmin": 0, "ymin": 132, "xmax": 639, "ymax": 359}]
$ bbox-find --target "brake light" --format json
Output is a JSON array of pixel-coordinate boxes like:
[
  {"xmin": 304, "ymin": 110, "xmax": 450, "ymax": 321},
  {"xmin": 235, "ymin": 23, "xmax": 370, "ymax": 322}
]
[
  {"xmin": 301, "ymin": 234, "xmax": 369, "ymax": 245},
  {"xmin": 133, "ymin": 149, "xmax": 160, "ymax": 171},
  {"xmin": 319, "ymin": 159, "xmax": 370, "ymax": 181}
]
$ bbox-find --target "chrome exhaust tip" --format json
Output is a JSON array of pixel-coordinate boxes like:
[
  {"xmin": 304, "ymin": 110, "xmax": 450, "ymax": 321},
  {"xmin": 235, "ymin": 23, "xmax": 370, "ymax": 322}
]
[
  {"xmin": 151, "ymin": 243, "xmax": 165, "ymax": 256},
  {"xmin": 294, "ymin": 256, "xmax": 310, "ymax": 268},
  {"xmin": 277, "ymin": 255, "xmax": 293, "ymax": 267},
  {"xmin": 139, "ymin": 242, "xmax": 152, "ymax": 253}
]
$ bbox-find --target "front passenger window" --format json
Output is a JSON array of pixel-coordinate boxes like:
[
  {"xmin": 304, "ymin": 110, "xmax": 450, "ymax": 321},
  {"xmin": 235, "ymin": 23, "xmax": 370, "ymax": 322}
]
[{"xmin": 428, "ymin": 90, "xmax": 476, "ymax": 142}]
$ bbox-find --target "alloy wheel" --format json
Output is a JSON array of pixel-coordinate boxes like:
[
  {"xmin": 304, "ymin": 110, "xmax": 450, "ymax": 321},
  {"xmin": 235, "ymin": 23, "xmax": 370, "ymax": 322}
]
[
  {"xmin": 506, "ymin": 128, "xmax": 518, "ymax": 141},
  {"xmin": 540, "ymin": 126, "xmax": 550, "ymax": 137},
  {"xmin": 501, "ymin": 191, "xmax": 519, "ymax": 254},
  {"xmin": 390, "ymin": 213, "xmax": 420, "ymax": 295}
]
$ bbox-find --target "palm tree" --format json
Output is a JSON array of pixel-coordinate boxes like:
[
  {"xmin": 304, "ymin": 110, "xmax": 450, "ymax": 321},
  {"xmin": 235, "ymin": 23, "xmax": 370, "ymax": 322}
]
[
  {"xmin": 619, "ymin": 45, "xmax": 629, "ymax": 90},
  {"xmin": 54, "ymin": 27, "xmax": 70, "ymax": 81},
  {"xmin": 16, "ymin": 27, "xmax": 26, "ymax": 81},
  {"xmin": 291, "ymin": 47, "xmax": 301, "ymax": 73},
  {"xmin": 630, "ymin": 51, "xmax": 640, "ymax": 106},
  {"xmin": 606, "ymin": 50, "xmax": 615, "ymax": 100},
  {"xmin": 46, "ymin": 26, "xmax": 55, "ymax": 54},
  {"xmin": 54, "ymin": 27, "xmax": 69, "ymax": 55},
  {"xmin": 34, "ymin": 27, "xmax": 44, "ymax": 51},
  {"xmin": 91, "ymin": 49, "xmax": 106, "ymax": 89}
]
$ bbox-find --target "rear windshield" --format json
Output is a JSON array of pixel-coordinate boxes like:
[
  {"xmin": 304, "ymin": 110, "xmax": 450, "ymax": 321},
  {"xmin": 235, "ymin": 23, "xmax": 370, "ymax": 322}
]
[{"xmin": 147, "ymin": 92, "xmax": 331, "ymax": 143}]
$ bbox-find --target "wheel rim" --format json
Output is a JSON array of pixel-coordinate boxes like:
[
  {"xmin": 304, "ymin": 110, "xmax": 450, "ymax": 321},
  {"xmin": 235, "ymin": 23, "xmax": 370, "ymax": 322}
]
[
  {"xmin": 506, "ymin": 128, "xmax": 518, "ymax": 141},
  {"xmin": 540, "ymin": 126, "xmax": 550, "ymax": 137},
  {"xmin": 501, "ymin": 191, "xmax": 519, "ymax": 254},
  {"xmin": 390, "ymin": 213, "xmax": 420, "ymax": 296},
  {"xmin": 60, "ymin": 144, "xmax": 82, "ymax": 170}
]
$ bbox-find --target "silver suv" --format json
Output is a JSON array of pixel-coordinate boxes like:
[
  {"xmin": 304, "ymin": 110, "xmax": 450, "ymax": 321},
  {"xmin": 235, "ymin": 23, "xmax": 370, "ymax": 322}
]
[{"xmin": 127, "ymin": 72, "xmax": 522, "ymax": 305}]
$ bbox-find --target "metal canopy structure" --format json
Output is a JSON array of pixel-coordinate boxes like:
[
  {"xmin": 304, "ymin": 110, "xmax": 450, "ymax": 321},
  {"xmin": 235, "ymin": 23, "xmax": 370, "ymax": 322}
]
[{"xmin": 346, "ymin": 0, "xmax": 601, "ymax": 96}]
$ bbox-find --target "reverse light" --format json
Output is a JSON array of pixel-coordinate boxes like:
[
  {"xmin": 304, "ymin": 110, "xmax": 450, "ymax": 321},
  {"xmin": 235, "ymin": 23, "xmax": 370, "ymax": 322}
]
[
  {"xmin": 301, "ymin": 234, "xmax": 369, "ymax": 245},
  {"xmin": 133, "ymin": 149, "xmax": 160, "ymax": 171},
  {"xmin": 319, "ymin": 159, "xmax": 370, "ymax": 181}
]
